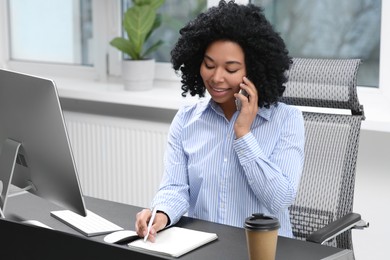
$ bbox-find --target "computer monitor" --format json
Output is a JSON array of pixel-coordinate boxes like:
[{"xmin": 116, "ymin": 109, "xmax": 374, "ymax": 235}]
[{"xmin": 0, "ymin": 69, "xmax": 87, "ymax": 218}]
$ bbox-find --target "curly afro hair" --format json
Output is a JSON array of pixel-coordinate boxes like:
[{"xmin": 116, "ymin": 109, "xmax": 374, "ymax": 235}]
[{"xmin": 171, "ymin": 0, "xmax": 292, "ymax": 108}]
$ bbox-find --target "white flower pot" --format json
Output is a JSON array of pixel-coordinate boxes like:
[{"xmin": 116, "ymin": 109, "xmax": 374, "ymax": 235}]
[{"xmin": 122, "ymin": 59, "xmax": 155, "ymax": 91}]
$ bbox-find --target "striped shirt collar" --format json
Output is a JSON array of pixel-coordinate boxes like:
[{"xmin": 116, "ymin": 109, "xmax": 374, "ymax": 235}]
[{"xmin": 199, "ymin": 98, "xmax": 274, "ymax": 121}]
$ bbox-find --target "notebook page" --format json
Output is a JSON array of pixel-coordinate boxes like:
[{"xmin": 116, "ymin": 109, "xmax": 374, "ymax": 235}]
[{"xmin": 128, "ymin": 226, "xmax": 218, "ymax": 257}]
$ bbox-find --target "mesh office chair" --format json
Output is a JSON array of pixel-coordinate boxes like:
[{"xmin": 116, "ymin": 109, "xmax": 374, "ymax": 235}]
[{"xmin": 280, "ymin": 58, "xmax": 368, "ymax": 251}]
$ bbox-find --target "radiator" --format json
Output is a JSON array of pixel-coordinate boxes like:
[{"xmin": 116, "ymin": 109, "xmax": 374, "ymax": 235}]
[{"xmin": 63, "ymin": 111, "xmax": 170, "ymax": 208}]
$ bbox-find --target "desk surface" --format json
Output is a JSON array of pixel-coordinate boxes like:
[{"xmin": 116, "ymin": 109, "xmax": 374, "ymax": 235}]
[{"xmin": 2, "ymin": 193, "xmax": 353, "ymax": 260}]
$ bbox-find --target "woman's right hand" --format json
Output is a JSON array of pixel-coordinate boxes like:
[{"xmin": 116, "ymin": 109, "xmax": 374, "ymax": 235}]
[
  {"xmin": 135, "ymin": 208, "xmax": 168, "ymax": 242},
  {"xmin": 234, "ymin": 76, "xmax": 259, "ymax": 138}
]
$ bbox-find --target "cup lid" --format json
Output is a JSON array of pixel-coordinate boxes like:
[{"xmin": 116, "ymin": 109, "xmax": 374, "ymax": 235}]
[{"xmin": 244, "ymin": 213, "xmax": 280, "ymax": 231}]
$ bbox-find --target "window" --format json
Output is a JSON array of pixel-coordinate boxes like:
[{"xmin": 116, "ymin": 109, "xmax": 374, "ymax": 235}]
[
  {"xmin": 122, "ymin": 0, "xmax": 207, "ymax": 63},
  {"xmin": 8, "ymin": 0, "xmax": 93, "ymax": 66},
  {"xmin": 251, "ymin": 0, "xmax": 381, "ymax": 87},
  {"xmin": 110, "ymin": 0, "xmax": 207, "ymax": 79}
]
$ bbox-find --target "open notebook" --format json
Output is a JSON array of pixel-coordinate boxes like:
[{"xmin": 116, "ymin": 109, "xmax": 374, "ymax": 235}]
[{"xmin": 104, "ymin": 226, "xmax": 218, "ymax": 258}]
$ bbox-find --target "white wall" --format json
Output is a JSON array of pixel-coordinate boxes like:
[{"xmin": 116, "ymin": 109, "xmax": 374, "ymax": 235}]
[
  {"xmin": 353, "ymin": 129, "xmax": 390, "ymax": 259},
  {"xmin": 352, "ymin": 9, "xmax": 390, "ymax": 257}
]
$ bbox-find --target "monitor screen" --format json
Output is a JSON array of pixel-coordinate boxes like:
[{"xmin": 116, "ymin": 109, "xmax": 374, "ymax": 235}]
[{"xmin": 0, "ymin": 69, "xmax": 87, "ymax": 217}]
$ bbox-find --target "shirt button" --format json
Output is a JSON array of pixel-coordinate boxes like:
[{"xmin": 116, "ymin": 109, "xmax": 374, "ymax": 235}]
[{"xmin": 224, "ymin": 158, "xmax": 227, "ymax": 162}]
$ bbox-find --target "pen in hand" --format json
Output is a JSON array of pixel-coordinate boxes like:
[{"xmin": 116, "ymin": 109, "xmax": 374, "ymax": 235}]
[{"xmin": 144, "ymin": 207, "xmax": 157, "ymax": 242}]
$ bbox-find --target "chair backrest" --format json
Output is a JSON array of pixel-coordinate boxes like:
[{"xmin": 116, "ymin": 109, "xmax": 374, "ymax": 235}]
[{"xmin": 280, "ymin": 58, "xmax": 364, "ymax": 250}]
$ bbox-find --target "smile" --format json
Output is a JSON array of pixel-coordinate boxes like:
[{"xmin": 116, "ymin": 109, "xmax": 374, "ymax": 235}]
[{"xmin": 211, "ymin": 87, "xmax": 230, "ymax": 92}]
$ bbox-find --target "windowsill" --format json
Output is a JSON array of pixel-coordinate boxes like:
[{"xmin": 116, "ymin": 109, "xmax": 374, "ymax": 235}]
[
  {"xmin": 56, "ymin": 77, "xmax": 199, "ymax": 111},
  {"xmin": 55, "ymin": 77, "xmax": 390, "ymax": 133}
]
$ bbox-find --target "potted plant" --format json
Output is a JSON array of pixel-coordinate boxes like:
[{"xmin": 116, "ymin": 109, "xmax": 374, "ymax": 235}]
[{"xmin": 110, "ymin": 0, "xmax": 165, "ymax": 90}]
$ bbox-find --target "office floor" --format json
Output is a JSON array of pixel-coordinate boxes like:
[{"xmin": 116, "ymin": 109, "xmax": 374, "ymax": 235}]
[{"xmin": 353, "ymin": 129, "xmax": 390, "ymax": 259}]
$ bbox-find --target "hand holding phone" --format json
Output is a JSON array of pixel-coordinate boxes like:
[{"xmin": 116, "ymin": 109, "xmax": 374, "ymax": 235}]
[{"xmin": 235, "ymin": 89, "xmax": 249, "ymax": 111}]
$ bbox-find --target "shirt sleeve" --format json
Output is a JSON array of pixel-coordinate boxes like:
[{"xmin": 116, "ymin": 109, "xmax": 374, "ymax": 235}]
[
  {"xmin": 150, "ymin": 107, "xmax": 190, "ymax": 226},
  {"xmin": 233, "ymin": 108, "xmax": 305, "ymax": 215}
]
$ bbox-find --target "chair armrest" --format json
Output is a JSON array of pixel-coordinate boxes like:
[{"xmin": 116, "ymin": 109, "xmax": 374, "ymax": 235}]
[{"xmin": 306, "ymin": 213, "xmax": 369, "ymax": 244}]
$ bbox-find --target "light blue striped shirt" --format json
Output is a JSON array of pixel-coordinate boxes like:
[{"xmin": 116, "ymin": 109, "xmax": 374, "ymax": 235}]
[{"xmin": 152, "ymin": 98, "xmax": 305, "ymax": 237}]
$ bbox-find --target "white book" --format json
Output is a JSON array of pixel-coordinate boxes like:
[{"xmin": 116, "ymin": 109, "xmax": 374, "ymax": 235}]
[
  {"xmin": 128, "ymin": 227, "xmax": 218, "ymax": 257},
  {"xmin": 102, "ymin": 226, "xmax": 218, "ymax": 257}
]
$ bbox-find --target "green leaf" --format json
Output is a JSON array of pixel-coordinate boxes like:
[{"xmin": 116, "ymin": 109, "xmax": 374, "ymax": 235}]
[
  {"xmin": 142, "ymin": 40, "xmax": 164, "ymax": 59},
  {"xmin": 149, "ymin": 0, "xmax": 165, "ymax": 10},
  {"xmin": 145, "ymin": 13, "xmax": 162, "ymax": 42},
  {"xmin": 124, "ymin": 5, "xmax": 155, "ymax": 58},
  {"xmin": 110, "ymin": 0, "xmax": 165, "ymax": 60},
  {"xmin": 133, "ymin": 0, "xmax": 164, "ymax": 9},
  {"xmin": 110, "ymin": 37, "xmax": 137, "ymax": 59}
]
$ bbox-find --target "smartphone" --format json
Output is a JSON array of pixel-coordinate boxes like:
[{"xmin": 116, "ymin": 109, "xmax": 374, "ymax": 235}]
[{"xmin": 235, "ymin": 89, "xmax": 249, "ymax": 111}]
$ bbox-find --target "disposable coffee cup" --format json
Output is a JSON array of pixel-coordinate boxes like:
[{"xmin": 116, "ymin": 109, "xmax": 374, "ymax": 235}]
[{"xmin": 244, "ymin": 213, "xmax": 280, "ymax": 260}]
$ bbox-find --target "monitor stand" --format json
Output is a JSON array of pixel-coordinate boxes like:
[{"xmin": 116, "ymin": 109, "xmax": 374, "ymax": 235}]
[
  {"xmin": 0, "ymin": 139, "xmax": 22, "ymax": 218},
  {"xmin": 0, "ymin": 139, "xmax": 51, "ymax": 230},
  {"xmin": 0, "ymin": 139, "xmax": 118, "ymax": 235}
]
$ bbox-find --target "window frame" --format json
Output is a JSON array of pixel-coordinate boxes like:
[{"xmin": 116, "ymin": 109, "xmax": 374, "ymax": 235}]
[{"xmin": 0, "ymin": 0, "xmax": 110, "ymax": 81}]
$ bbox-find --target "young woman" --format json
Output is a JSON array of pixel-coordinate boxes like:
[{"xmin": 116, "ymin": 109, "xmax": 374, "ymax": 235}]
[{"xmin": 135, "ymin": 0, "xmax": 305, "ymax": 241}]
